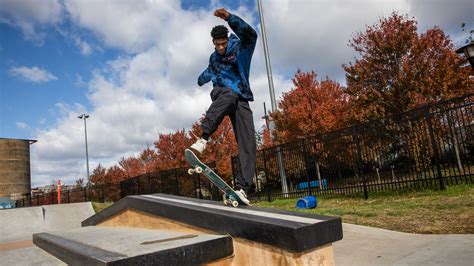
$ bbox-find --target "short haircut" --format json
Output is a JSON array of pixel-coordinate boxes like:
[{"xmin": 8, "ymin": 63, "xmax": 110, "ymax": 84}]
[{"xmin": 211, "ymin": 25, "xmax": 228, "ymax": 40}]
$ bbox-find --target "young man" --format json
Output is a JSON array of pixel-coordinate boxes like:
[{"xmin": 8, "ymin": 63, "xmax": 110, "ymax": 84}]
[{"xmin": 190, "ymin": 8, "xmax": 257, "ymax": 205}]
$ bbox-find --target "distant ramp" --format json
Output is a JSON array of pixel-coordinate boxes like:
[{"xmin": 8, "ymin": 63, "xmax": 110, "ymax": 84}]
[{"xmin": 0, "ymin": 202, "xmax": 94, "ymax": 243}]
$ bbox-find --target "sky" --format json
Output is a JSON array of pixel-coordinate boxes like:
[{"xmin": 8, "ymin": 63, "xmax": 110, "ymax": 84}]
[{"xmin": 0, "ymin": 0, "xmax": 472, "ymax": 187}]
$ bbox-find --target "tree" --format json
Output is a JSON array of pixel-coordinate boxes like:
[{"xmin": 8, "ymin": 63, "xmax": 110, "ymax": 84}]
[
  {"xmin": 105, "ymin": 165, "xmax": 127, "ymax": 183},
  {"xmin": 189, "ymin": 116, "xmax": 238, "ymax": 182},
  {"xmin": 89, "ymin": 164, "xmax": 107, "ymax": 185},
  {"xmin": 119, "ymin": 156, "xmax": 145, "ymax": 178},
  {"xmin": 74, "ymin": 178, "xmax": 86, "ymax": 188},
  {"xmin": 270, "ymin": 70, "xmax": 351, "ymax": 143},
  {"xmin": 154, "ymin": 129, "xmax": 192, "ymax": 170},
  {"xmin": 343, "ymin": 12, "xmax": 473, "ymax": 122}
]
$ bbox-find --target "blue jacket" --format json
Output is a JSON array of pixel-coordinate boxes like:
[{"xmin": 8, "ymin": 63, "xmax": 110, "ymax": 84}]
[{"xmin": 198, "ymin": 14, "xmax": 257, "ymax": 101}]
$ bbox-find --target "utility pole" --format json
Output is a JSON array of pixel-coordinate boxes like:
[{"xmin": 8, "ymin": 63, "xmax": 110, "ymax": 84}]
[
  {"xmin": 257, "ymin": 0, "xmax": 288, "ymax": 197},
  {"xmin": 257, "ymin": 0, "xmax": 277, "ymax": 113},
  {"xmin": 78, "ymin": 114, "xmax": 90, "ymax": 184}
]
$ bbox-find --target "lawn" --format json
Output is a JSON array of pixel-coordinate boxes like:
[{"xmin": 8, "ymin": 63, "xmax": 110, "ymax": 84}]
[
  {"xmin": 253, "ymin": 184, "xmax": 474, "ymax": 234},
  {"xmin": 92, "ymin": 184, "xmax": 473, "ymax": 234}
]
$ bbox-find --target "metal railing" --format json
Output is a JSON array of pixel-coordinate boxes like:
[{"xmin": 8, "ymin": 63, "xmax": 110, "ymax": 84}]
[
  {"xmin": 235, "ymin": 93, "xmax": 473, "ymax": 200},
  {"xmin": 15, "ymin": 94, "xmax": 473, "ymax": 207}
]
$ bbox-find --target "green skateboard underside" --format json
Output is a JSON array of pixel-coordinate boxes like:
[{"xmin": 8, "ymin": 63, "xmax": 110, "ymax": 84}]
[{"xmin": 185, "ymin": 149, "xmax": 244, "ymax": 205}]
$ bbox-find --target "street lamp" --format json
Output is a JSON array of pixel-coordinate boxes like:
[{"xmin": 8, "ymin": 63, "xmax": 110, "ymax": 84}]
[
  {"xmin": 456, "ymin": 40, "xmax": 474, "ymax": 68},
  {"xmin": 78, "ymin": 114, "xmax": 90, "ymax": 184}
]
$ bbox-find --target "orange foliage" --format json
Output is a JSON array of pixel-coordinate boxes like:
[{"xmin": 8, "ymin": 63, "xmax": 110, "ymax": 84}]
[
  {"xmin": 89, "ymin": 164, "xmax": 106, "ymax": 185},
  {"xmin": 154, "ymin": 129, "xmax": 192, "ymax": 170},
  {"xmin": 343, "ymin": 12, "xmax": 473, "ymax": 122},
  {"xmin": 190, "ymin": 117, "xmax": 238, "ymax": 182},
  {"xmin": 270, "ymin": 70, "xmax": 351, "ymax": 143}
]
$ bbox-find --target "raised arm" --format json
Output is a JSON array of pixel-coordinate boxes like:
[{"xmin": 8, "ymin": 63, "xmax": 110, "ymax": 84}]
[{"xmin": 214, "ymin": 8, "xmax": 257, "ymax": 49}]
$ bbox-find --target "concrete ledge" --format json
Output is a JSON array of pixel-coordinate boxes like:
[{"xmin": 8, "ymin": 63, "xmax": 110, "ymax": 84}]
[
  {"xmin": 33, "ymin": 227, "xmax": 233, "ymax": 265},
  {"xmin": 83, "ymin": 194, "xmax": 343, "ymax": 253}
]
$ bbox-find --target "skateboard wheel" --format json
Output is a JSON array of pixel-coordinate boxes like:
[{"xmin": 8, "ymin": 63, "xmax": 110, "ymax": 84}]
[
  {"xmin": 187, "ymin": 168, "xmax": 195, "ymax": 175},
  {"xmin": 224, "ymin": 199, "xmax": 228, "ymax": 206},
  {"xmin": 195, "ymin": 166, "xmax": 203, "ymax": 174},
  {"xmin": 231, "ymin": 200, "xmax": 239, "ymax": 208}
]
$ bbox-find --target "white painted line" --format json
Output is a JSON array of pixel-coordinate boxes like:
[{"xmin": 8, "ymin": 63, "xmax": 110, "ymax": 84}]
[{"xmin": 141, "ymin": 195, "xmax": 323, "ymax": 224}]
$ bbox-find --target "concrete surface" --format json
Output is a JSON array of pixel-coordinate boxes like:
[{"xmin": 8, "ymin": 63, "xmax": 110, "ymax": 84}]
[
  {"xmin": 334, "ymin": 223, "xmax": 474, "ymax": 266},
  {"xmin": 34, "ymin": 226, "xmax": 233, "ymax": 265},
  {"xmin": 83, "ymin": 194, "xmax": 342, "ymax": 253},
  {"xmin": 0, "ymin": 247, "xmax": 66, "ymax": 266},
  {"xmin": 0, "ymin": 202, "xmax": 95, "ymax": 243}
]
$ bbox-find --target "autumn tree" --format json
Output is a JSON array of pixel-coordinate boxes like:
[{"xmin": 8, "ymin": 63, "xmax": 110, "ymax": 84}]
[
  {"xmin": 89, "ymin": 164, "xmax": 107, "ymax": 185},
  {"xmin": 74, "ymin": 178, "xmax": 86, "ymax": 188},
  {"xmin": 105, "ymin": 165, "xmax": 127, "ymax": 183},
  {"xmin": 140, "ymin": 146, "xmax": 158, "ymax": 173},
  {"xmin": 270, "ymin": 70, "xmax": 351, "ymax": 143},
  {"xmin": 343, "ymin": 12, "xmax": 473, "ymax": 122},
  {"xmin": 154, "ymin": 129, "xmax": 192, "ymax": 170},
  {"xmin": 190, "ymin": 116, "xmax": 238, "ymax": 183},
  {"xmin": 118, "ymin": 156, "xmax": 146, "ymax": 178}
]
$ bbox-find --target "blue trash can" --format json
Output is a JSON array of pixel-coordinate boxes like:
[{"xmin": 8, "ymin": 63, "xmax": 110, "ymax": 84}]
[{"xmin": 296, "ymin": 196, "xmax": 317, "ymax": 209}]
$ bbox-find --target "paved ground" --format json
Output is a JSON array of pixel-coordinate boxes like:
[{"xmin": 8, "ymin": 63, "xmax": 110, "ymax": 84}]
[
  {"xmin": 1, "ymin": 203, "xmax": 472, "ymax": 265},
  {"xmin": 0, "ymin": 202, "xmax": 95, "ymax": 243},
  {"xmin": 333, "ymin": 223, "xmax": 474, "ymax": 266}
]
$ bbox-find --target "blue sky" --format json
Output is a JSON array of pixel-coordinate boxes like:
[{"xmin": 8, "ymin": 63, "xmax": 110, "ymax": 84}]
[{"xmin": 0, "ymin": 0, "xmax": 472, "ymax": 187}]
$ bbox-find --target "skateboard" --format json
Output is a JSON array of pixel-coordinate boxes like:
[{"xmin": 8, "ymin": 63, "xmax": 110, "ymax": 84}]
[{"xmin": 185, "ymin": 148, "xmax": 247, "ymax": 207}]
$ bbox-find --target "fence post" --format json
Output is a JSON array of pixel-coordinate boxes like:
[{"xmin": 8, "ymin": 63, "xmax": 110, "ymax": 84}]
[
  {"xmin": 302, "ymin": 139, "xmax": 313, "ymax": 196},
  {"xmin": 230, "ymin": 156, "xmax": 238, "ymax": 190},
  {"xmin": 84, "ymin": 187, "xmax": 87, "ymax": 202},
  {"xmin": 148, "ymin": 173, "xmax": 152, "ymax": 194},
  {"xmin": 137, "ymin": 176, "xmax": 141, "ymax": 195},
  {"xmin": 174, "ymin": 169, "xmax": 180, "ymax": 195},
  {"xmin": 262, "ymin": 149, "xmax": 271, "ymax": 202},
  {"xmin": 67, "ymin": 190, "xmax": 70, "ymax": 203},
  {"xmin": 354, "ymin": 125, "xmax": 368, "ymax": 199},
  {"xmin": 160, "ymin": 173, "xmax": 164, "ymax": 193},
  {"xmin": 425, "ymin": 107, "xmax": 445, "ymax": 190}
]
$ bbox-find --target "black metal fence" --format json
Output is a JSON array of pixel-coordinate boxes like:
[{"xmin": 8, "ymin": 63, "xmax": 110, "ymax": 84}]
[
  {"xmin": 236, "ymin": 93, "xmax": 473, "ymax": 201},
  {"xmin": 119, "ymin": 162, "xmax": 220, "ymax": 200},
  {"xmin": 15, "ymin": 94, "xmax": 473, "ymax": 207},
  {"xmin": 15, "ymin": 183, "xmax": 121, "ymax": 208}
]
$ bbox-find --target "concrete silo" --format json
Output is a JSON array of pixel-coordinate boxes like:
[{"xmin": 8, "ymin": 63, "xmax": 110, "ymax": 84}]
[{"xmin": 0, "ymin": 138, "xmax": 37, "ymax": 199}]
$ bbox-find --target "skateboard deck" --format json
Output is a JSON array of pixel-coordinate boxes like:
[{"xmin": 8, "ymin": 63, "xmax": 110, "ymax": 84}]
[{"xmin": 185, "ymin": 148, "xmax": 247, "ymax": 207}]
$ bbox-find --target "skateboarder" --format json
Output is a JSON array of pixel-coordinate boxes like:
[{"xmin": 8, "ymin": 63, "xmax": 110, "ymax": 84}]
[{"xmin": 190, "ymin": 8, "xmax": 257, "ymax": 205}]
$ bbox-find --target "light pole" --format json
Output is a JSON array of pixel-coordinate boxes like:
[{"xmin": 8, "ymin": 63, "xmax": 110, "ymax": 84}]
[
  {"xmin": 257, "ymin": 0, "xmax": 288, "ymax": 197},
  {"xmin": 257, "ymin": 0, "xmax": 277, "ymax": 113},
  {"xmin": 78, "ymin": 114, "xmax": 90, "ymax": 184}
]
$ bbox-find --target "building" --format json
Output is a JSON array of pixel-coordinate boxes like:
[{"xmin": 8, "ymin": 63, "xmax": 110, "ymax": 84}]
[{"xmin": 0, "ymin": 138, "xmax": 37, "ymax": 200}]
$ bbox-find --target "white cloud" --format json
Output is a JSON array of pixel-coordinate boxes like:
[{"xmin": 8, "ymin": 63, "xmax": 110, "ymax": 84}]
[
  {"xmin": 72, "ymin": 35, "xmax": 92, "ymax": 55},
  {"xmin": 9, "ymin": 66, "xmax": 58, "ymax": 83},
  {"xmin": 16, "ymin": 122, "xmax": 29, "ymax": 129},
  {"xmin": 0, "ymin": 0, "xmax": 63, "ymax": 44}
]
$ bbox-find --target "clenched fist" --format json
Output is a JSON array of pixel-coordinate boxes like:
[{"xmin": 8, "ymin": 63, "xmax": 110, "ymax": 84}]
[{"xmin": 214, "ymin": 8, "xmax": 230, "ymax": 20}]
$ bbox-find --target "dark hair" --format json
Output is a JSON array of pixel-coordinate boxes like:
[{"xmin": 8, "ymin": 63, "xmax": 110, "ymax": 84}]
[{"xmin": 211, "ymin": 25, "xmax": 228, "ymax": 40}]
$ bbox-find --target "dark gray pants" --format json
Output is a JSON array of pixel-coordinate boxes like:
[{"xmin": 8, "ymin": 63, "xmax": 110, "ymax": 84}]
[{"xmin": 201, "ymin": 87, "xmax": 256, "ymax": 192}]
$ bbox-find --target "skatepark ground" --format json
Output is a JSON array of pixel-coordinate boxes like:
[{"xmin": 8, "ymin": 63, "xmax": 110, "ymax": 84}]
[{"xmin": 1, "ymin": 201, "xmax": 473, "ymax": 265}]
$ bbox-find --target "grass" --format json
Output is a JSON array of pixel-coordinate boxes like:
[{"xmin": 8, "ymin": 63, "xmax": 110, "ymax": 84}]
[
  {"xmin": 253, "ymin": 184, "xmax": 474, "ymax": 234},
  {"xmin": 91, "ymin": 184, "xmax": 473, "ymax": 234},
  {"xmin": 92, "ymin": 202, "xmax": 113, "ymax": 213}
]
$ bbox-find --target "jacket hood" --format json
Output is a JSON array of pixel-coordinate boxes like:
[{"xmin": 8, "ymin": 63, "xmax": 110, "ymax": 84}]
[{"xmin": 225, "ymin": 34, "xmax": 239, "ymax": 55}]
